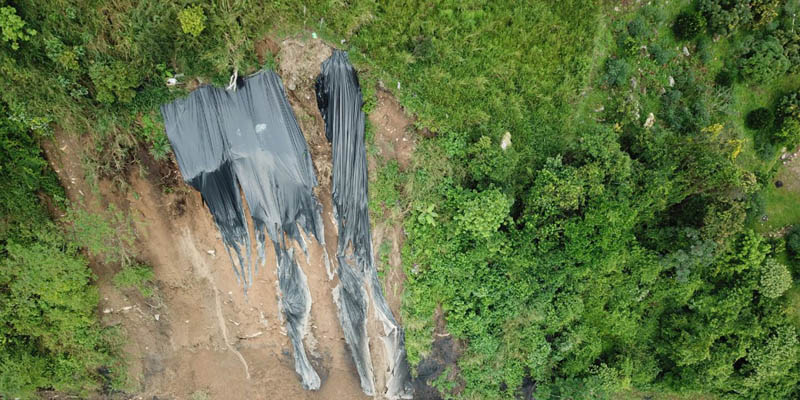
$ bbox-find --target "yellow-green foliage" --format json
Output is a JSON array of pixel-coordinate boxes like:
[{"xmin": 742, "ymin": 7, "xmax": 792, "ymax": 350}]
[
  {"xmin": 178, "ymin": 5, "xmax": 206, "ymax": 38},
  {"xmin": 0, "ymin": 6, "xmax": 35, "ymax": 50}
]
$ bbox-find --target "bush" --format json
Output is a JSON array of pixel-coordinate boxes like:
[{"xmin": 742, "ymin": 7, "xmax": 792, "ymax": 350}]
[
  {"xmin": 89, "ymin": 61, "xmax": 141, "ymax": 105},
  {"xmin": 760, "ymin": 258, "xmax": 792, "ymax": 298},
  {"xmin": 178, "ymin": 5, "xmax": 206, "ymax": 38},
  {"xmin": 627, "ymin": 16, "xmax": 650, "ymax": 39},
  {"xmin": 775, "ymin": 92, "xmax": 800, "ymax": 144},
  {"xmin": 649, "ymin": 43, "xmax": 675, "ymax": 65},
  {"xmin": 455, "ymin": 188, "xmax": 512, "ymax": 240},
  {"xmin": 673, "ymin": 11, "xmax": 705, "ymax": 40},
  {"xmin": 604, "ymin": 58, "xmax": 630, "ymax": 87},
  {"xmin": 113, "ymin": 264, "xmax": 155, "ymax": 297},
  {"xmin": 0, "ymin": 5, "xmax": 35, "ymax": 50},
  {"xmin": 746, "ymin": 107, "xmax": 774, "ymax": 130},
  {"xmin": 786, "ymin": 226, "xmax": 800, "ymax": 262},
  {"xmin": 699, "ymin": 0, "xmax": 753, "ymax": 35},
  {"xmin": 715, "ymin": 69, "xmax": 734, "ymax": 87},
  {"xmin": 739, "ymin": 36, "xmax": 791, "ymax": 84}
]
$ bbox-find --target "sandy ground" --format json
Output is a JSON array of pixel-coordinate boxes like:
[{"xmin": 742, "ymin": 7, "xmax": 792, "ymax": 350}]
[{"xmin": 42, "ymin": 36, "xmax": 417, "ymax": 400}]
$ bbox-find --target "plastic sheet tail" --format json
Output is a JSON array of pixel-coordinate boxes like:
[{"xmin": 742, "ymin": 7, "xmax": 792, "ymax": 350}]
[{"xmin": 316, "ymin": 50, "xmax": 414, "ymax": 399}]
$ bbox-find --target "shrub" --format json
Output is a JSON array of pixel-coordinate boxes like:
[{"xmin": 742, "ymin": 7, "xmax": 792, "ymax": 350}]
[
  {"xmin": 89, "ymin": 61, "xmax": 141, "ymax": 105},
  {"xmin": 673, "ymin": 11, "xmax": 705, "ymax": 40},
  {"xmin": 760, "ymin": 258, "xmax": 792, "ymax": 298},
  {"xmin": 699, "ymin": 0, "xmax": 753, "ymax": 35},
  {"xmin": 775, "ymin": 92, "xmax": 800, "ymax": 144},
  {"xmin": 113, "ymin": 264, "xmax": 155, "ymax": 297},
  {"xmin": 627, "ymin": 16, "xmax": 650, "ymax": 39},
  {"xmin": 0, "ymin": 6, "xmax": 35, "ymax": 50},
  {"xmin": 739, "ymin": 36, "xmax": 790, "ymax": 84},
  {"xmin": 777, "ymin": 92, "xmax": 800, "ymax": 122},
  {"xmin": 786, "ymin": 226, "xmax": 800, "ymax": 261},
  {"xmin": 649, "ymin": 43, "xmax": 675, "ymax": 65},
  {"xmin": 746, "ymin": 107, "xmax": 774, "ymax": 130},
  {"xmin": 715, "ymin": 69, "xmax": 733, "ymax": 87},
  {"xmin": 455, "ymin": 188, "xmax": 512, "ymax": 240},
  {"xmin": 604, "ymin": 58, "xmax": 630, "ymax": 87},
  {"xmin": 178, "ymin": 5, "xmax": 206, "ymax": 38}
]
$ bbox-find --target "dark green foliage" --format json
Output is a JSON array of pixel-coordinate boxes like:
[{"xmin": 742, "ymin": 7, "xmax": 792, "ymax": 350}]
[
  {"xmin": 0, "ymin": 107, "xmax": 120, "ymax": 398},
  {"xmin": 715, "ymin": 69, "xmax": 734, "ymax": 86},
  {"xmin": 604, "ymin": 58, "xmax": 630, "ymax": 87},
  {"xmin": 746, "ymin": 107, "xmax": 775, "ymax": 129},
  {"xmin": 775, "ymin": 92, "xmax": 800, "ymax": 144},
  {"xmin": 738, "ymin": 35, "xmax": 791, "ymax": 83},
  {"xmin": 627, "ymin": 16, "xmax": 651, "ymax": 39},
  {"xmin": 673, "ymin": 10, "xmax": 705, "ymax": 40},
  {"xmin": 787, "ymin": 226, "xmax": 800, "ymax": 261},
  {"xmin": 699, "ymin": 0, "xmax": 754, "ymax": 35},
  {"xmin": 649, "ymin": 42, "xmax": 675, "ymax": 65}
]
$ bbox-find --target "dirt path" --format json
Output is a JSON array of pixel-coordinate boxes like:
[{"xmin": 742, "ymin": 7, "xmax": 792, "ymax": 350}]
[{"xmin": 42, "ymin": 36, "xmax": 416, "ymax": 400}]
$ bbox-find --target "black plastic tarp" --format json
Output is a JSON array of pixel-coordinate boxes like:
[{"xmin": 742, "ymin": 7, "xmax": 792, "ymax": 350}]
[
  {"xmin": 316, "ymin": 50, "xmax": 413, "ymax": 399},
  {"xmin": 161, "ymin": 71, "xmax": 326, "ymax": 390}
]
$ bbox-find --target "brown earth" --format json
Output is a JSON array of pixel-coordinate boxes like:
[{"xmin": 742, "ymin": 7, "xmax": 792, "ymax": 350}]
[{"xmin": 42, "ymin": 35, "xmax": 417, "ymax": 400}]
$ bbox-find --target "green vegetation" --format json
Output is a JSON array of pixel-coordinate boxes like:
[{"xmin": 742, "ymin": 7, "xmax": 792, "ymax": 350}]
[
  {"xmin": 3, "ymin": 0, "xmax": 800, "ymax": 398},
  {"xmin": 0, "ymin": 107, "xmax": 121, "ymax": 397},
  {"xmin": 113, "ymin": 264, "xmax": 155, "ymax": 298}
]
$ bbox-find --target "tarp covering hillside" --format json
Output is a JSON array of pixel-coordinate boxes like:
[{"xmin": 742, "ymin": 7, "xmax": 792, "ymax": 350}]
[
  {"xmin": 161, "ymin": 71, "xmax": 327, "ymax": 390},
  {"xmin": 316, "ymin": 50, "xmax": 413, "ymax": 399}
]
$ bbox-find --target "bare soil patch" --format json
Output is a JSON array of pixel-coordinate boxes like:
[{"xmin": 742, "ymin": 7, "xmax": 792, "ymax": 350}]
[{"xmin": 42, "ymin": 34, "xmax": 417, "ymax": 400}]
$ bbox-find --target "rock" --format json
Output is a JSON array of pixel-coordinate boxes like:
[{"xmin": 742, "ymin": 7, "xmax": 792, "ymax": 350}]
[
  {"xmin": 683, "ymin": 46, "xmax": 690, "ymax": 57},
  {"xmin": 594, "ymin": 105, "xmax": 605, "ymax": 113},
  {"xmin": 103, "ymin": 308, "xmax": 113, "ymax": 314},
  {"xmin": 644, "ymin": 113, "xmax": 656, "ymax": 129},
  {"xmin": 154, "ymin": 314, "xmax": 160, "ymax": 321},
  {"xmin": 668, "ymin": 76, "xmax": 675, "ymax": 87}
]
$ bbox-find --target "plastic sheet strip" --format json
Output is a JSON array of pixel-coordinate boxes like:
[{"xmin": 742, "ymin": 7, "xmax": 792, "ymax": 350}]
[{"xmin": 316, "ymin": 50, "xmax": 413, "ymax": 399}]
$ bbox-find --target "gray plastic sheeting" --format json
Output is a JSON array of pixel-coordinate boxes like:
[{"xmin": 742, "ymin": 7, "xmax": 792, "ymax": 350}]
[
  {"xmin": 316, "ymin": 50, "xmax": 413, "ymax": 399},
  {"xmin": 161, "ymin": 71, "xmax": 327, "ymax": 390}
]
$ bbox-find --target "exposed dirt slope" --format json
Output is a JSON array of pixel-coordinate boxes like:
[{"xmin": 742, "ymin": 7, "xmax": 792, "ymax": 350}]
[{"xmin": 42, "ymin": 36, "xmax": 417, "ymax": 399}]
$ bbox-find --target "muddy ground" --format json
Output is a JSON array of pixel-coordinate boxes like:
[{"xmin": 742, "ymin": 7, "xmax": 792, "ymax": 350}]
[{"xmin": 43, "ymin": 36, "xmax": 417, "ymax": 399}]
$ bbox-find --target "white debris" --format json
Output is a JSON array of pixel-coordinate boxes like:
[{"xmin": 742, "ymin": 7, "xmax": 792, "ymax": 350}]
[
  {"xmin": 166, "ymin": 77, "xmax": 178, "ymax": 87},
  {"xmin": 500, "ymin": 131, "xmax": 512, "ymax": 150},
  {"xmin": 668, "ymin": 76, "xmax": 675, "ymax": 87},
  {"xmin": 154, "ymin": 314, "xmax": 160, "ymax": 321},
  {"xmin": 103, "ymin": 308, "xmax": 113, "ymax": 314},
  {"xmin": 207, "ymin": 249, "xmax": 216, "ymax": 256},
  {"xmin": 644, "ymin": 113, "xmax": 656, "ymax": 129},
  {"xmin": 238, "ymin": 331, "xmax": 264, "ymax": 340},
  {"xmin": 683, "ymin": 46, "xmax": 690, "ymax": 57}
]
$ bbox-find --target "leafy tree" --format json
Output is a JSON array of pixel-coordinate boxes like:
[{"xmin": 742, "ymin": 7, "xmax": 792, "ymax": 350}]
[
  {"xmin": 760, "ymin": 258, "xmax": 792, "ymax": 298},
  {"xmin": 673, "ymin": 10, "xmax": 705, "ymax": 40},
  {"xmin": 738, "ymin": 36, "xmax": 791, "ymax": 84}
]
